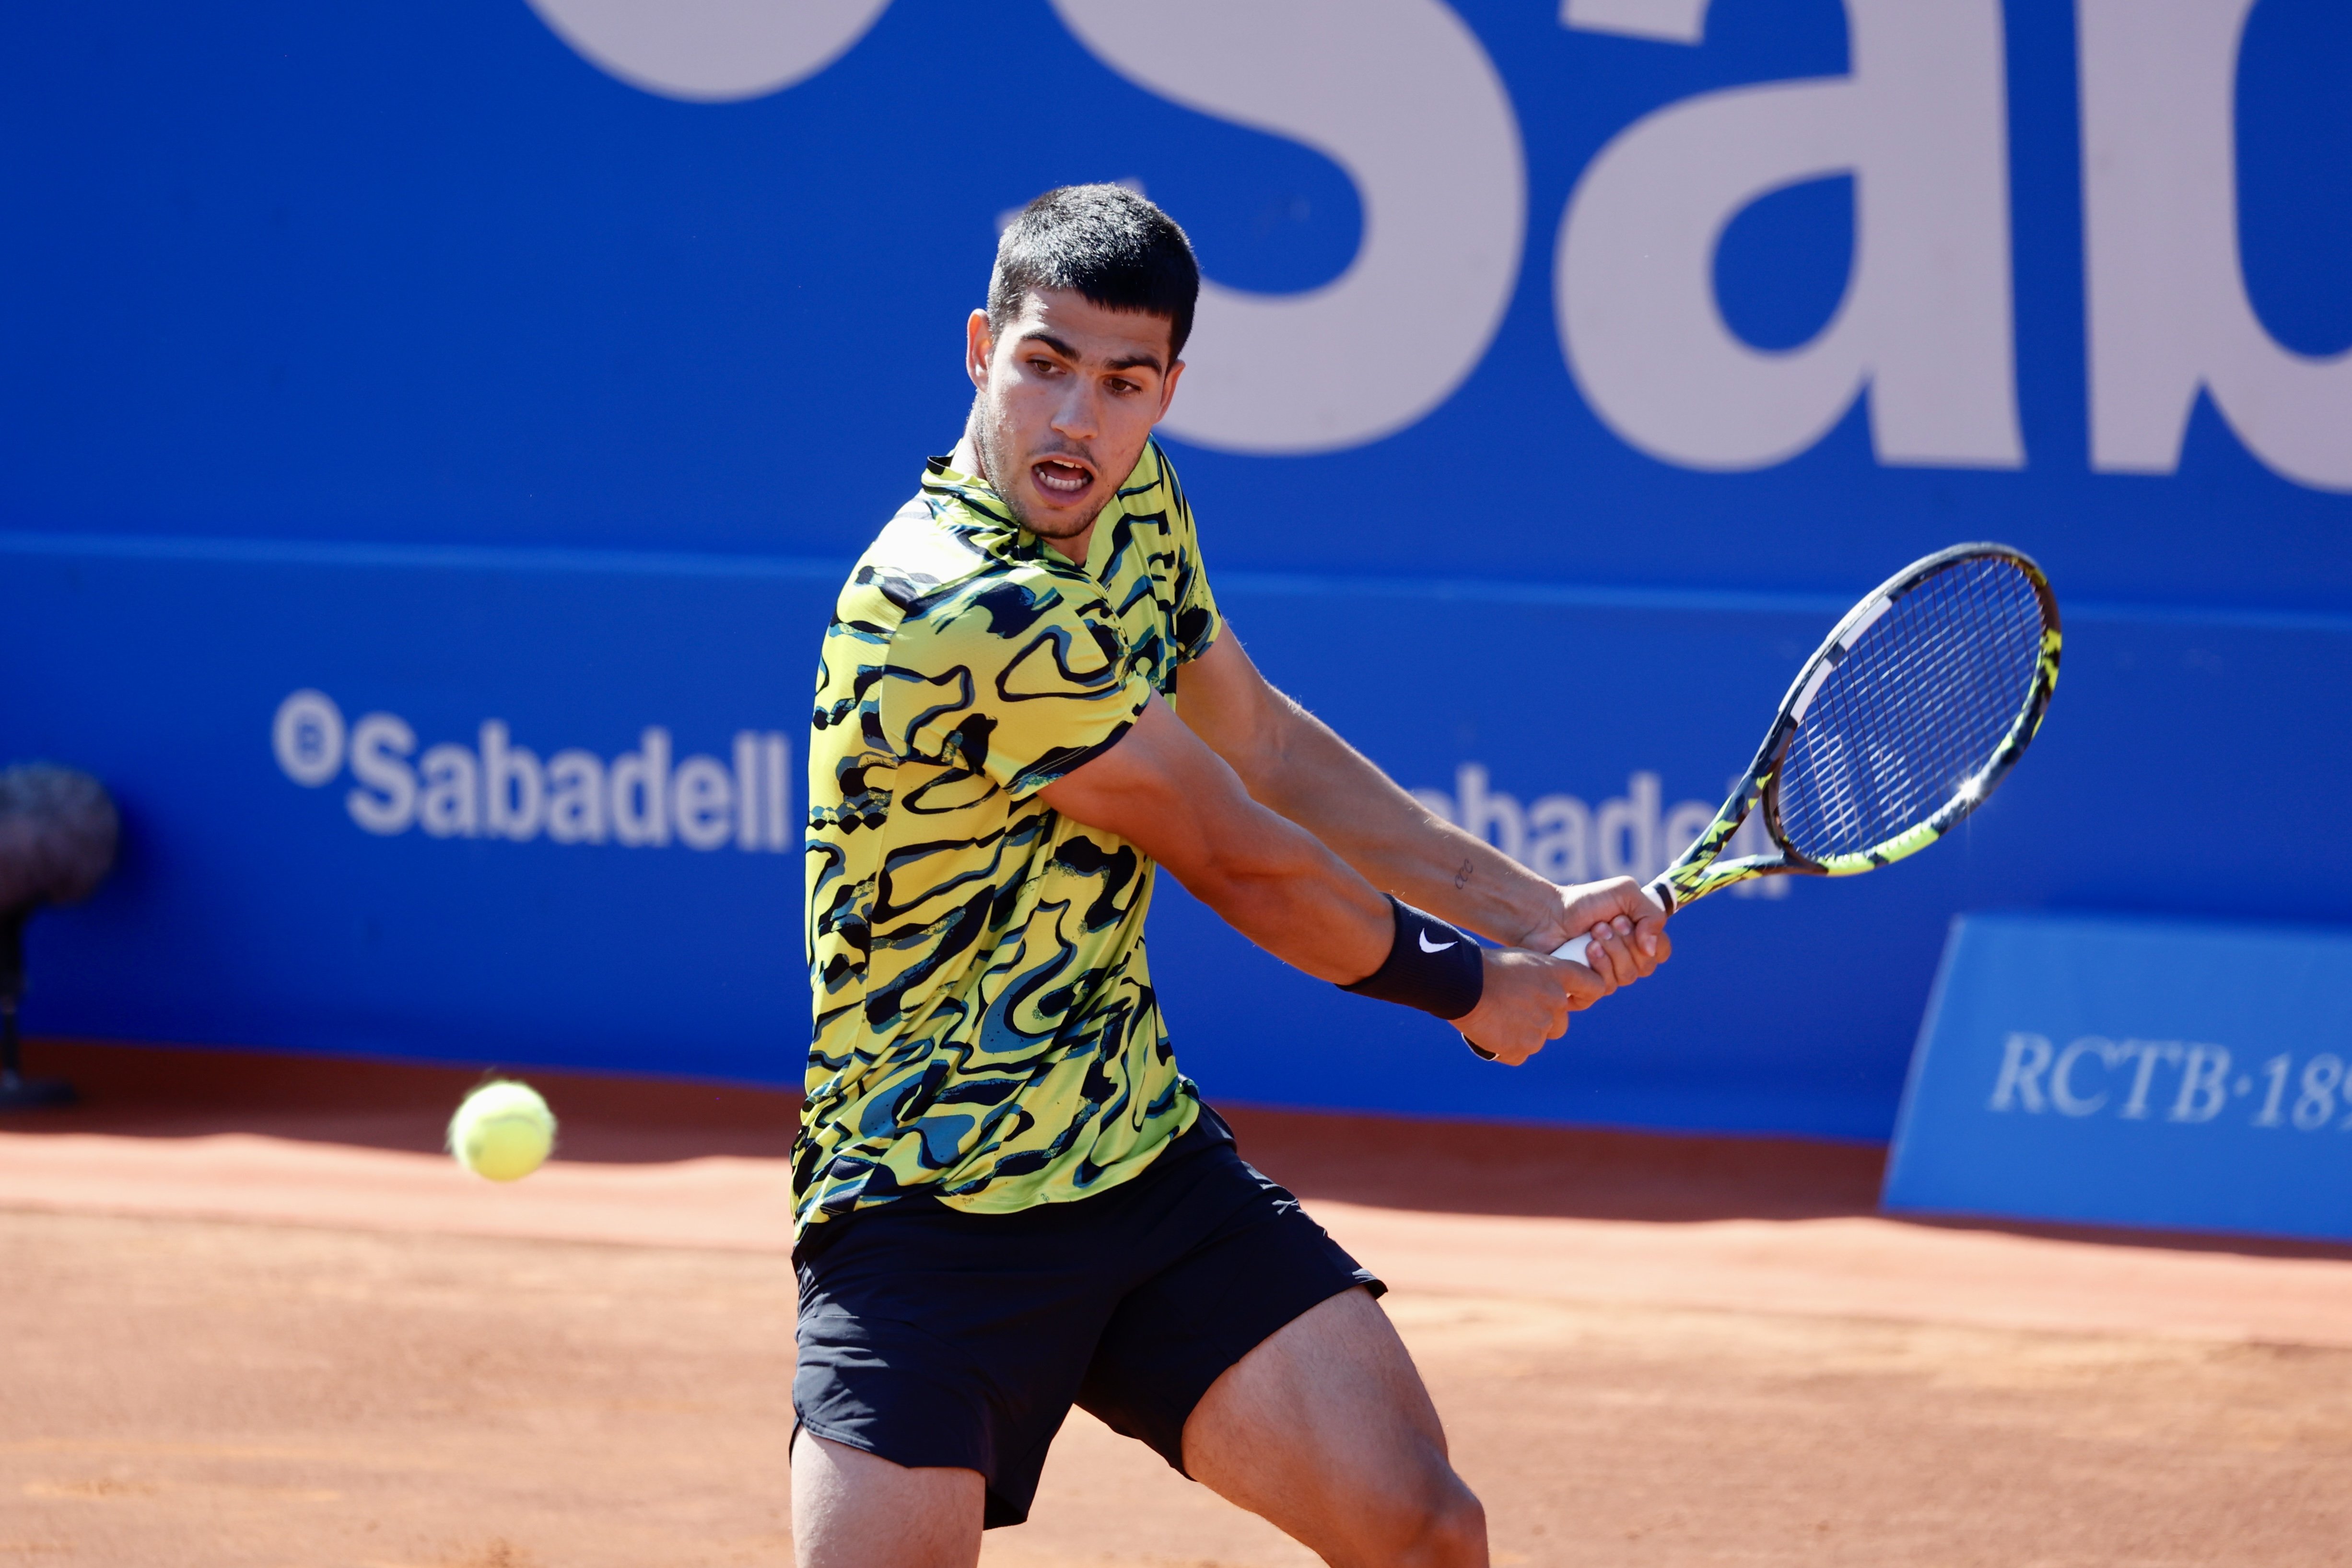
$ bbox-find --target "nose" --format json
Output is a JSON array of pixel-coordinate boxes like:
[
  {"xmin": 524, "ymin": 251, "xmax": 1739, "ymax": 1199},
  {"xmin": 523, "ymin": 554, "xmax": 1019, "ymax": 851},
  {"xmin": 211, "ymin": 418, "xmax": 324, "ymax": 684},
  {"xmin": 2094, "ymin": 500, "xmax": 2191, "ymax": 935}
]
[{"xmin": 1049, "ymin": 380, "xmax": 1100, "ymax": 442}]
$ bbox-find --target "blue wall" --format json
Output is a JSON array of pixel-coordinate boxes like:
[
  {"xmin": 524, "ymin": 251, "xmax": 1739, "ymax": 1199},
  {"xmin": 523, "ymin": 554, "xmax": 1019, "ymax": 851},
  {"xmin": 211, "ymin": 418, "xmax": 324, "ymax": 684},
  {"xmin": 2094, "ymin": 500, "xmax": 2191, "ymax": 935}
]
[{"xmin": 4, "ymin": 0, "xmax": 2346, "ymax": 1138}]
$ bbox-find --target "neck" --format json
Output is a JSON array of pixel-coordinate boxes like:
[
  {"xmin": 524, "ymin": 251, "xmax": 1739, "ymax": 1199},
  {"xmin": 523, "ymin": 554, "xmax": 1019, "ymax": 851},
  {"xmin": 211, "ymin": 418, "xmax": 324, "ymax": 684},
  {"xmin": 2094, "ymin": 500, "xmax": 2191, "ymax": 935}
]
[{"xmin": 954, "ymin": 430, "xmax": 1094, "ymax": 565}]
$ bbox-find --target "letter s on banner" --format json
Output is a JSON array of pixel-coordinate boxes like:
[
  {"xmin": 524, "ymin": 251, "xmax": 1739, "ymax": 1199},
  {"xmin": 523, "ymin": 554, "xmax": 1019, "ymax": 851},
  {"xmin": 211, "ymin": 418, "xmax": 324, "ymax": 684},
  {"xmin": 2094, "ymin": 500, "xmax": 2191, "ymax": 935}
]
[
  {"xmin": 1564, "ymin": 0, "xmax": 1711, "ymax": 45},
  {"xmin": 1556, "ymin": 0, "xmax": 2021, "ymax": 471},
  {"xmin": 2079, "ymin": 0, "xmax": 2352, "ymax": 492},
  {"xmin": 1051, "ymin": 0, "xmax": 1524, "ymax": 455},
  {"xmin": 347, "ymin": 714, "xmax": 419, "ymax": 836},
  {"xmin": 522, "ymin": 0, "xmax": 892, "ymax": 102}
]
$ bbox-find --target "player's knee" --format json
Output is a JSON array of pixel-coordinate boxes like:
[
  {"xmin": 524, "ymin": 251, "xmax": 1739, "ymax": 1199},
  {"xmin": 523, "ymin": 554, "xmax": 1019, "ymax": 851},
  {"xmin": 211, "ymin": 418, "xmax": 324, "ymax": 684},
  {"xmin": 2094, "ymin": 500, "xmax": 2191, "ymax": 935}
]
[
  {"xmin": 1366, "ymin": 1470, "xmax": 1485, "ymax": 1568},
  {"xmin": 1418, "ymin": 1484, "xmax": 1488, "ymax": 1568}
]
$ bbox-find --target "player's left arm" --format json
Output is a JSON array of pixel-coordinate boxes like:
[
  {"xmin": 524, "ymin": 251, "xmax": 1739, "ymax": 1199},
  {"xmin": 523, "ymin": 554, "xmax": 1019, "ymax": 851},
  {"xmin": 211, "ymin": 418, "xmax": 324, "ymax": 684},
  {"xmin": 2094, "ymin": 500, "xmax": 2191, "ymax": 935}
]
[{"xmin": 1174, "ymin": 633, "xmax": 1668, "ymax": 984}]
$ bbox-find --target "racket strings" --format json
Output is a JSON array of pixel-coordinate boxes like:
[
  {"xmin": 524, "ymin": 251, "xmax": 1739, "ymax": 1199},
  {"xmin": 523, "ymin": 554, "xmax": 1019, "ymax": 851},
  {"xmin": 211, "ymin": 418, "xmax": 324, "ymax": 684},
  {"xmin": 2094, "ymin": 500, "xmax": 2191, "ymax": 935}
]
[
  {"xmin": 1777, "ymin": 556, "xmax": 2045, "ymax": 862},
  {"xmin": 1799, "ymin": 565, "xmax": 2040, "ymax": 847}
]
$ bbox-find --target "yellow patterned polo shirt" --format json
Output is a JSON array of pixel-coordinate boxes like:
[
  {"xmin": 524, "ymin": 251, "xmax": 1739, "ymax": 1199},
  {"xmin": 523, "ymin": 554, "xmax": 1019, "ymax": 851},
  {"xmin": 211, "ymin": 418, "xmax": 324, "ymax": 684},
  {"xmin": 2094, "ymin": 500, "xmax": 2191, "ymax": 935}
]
[{"xmin": 797, "ymin": 440, "xmax": 1219, "ymax": 1233}]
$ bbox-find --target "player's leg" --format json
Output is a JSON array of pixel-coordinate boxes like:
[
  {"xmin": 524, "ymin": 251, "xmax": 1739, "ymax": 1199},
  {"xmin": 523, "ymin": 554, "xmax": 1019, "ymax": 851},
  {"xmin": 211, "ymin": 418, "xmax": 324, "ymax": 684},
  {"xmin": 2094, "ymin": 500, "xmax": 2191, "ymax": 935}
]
[
  {"xmin": 1181, "ymin": 1287, "xmax": 1486, "ymax": 1568},
  {"xmin": 791, "ymin": 1191, "xmax": 1134, "ymax": 1557},
  {"xmin": 790, "ymin": 1431, "xmax": 982, "ymax": 1568},
  {"xmin": 1072, "ymin": 1128, "xmax": 1485, "ymax": 1568}
]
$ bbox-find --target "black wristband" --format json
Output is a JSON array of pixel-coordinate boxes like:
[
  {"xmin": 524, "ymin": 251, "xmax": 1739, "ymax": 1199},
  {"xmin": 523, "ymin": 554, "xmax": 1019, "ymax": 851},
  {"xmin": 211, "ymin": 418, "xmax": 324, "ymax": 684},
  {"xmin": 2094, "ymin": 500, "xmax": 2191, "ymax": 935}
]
[{"xmin": 1339, "ymin": 896, "xmax": 1484, "ymax": 1021}]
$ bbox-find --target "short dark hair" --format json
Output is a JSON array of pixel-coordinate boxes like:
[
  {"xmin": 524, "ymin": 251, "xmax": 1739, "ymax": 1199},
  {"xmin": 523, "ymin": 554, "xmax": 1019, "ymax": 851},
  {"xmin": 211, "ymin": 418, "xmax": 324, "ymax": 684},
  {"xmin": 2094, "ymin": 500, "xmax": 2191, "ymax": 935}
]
[{"xmin": 987, "ymin": 185, "xmax": 1200, "ymax": 361}]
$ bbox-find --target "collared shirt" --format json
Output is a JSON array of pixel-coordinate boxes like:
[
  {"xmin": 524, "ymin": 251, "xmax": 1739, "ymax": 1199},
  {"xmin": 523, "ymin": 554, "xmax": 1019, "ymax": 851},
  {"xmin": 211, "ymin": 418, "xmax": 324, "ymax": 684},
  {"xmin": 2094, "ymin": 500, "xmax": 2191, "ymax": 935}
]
[{"xmin": 797, "ymin": 439, "xmax": 1221, "ymax": 1233}]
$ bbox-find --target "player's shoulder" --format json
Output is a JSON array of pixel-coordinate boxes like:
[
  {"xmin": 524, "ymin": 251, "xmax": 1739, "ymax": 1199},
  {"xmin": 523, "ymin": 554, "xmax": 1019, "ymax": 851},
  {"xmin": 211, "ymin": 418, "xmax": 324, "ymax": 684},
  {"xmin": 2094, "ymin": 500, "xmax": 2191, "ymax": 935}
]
[
  {"xmin": 1089, "ymin": 440, "xmax": 1206, "ymax": 590},
  {"xmin": 1112, "ymin": 439, "xmax": 1194, "ymax": 529},
  {"xmin": 836, "ymin": 496, "xmax": 991, "ymax": 623}
]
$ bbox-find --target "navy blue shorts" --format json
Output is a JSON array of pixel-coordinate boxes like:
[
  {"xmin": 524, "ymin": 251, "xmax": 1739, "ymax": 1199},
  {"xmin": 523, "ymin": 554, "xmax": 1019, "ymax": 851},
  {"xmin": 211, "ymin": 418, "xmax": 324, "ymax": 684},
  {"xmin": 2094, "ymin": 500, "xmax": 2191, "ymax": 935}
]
[{"xmin": 791, "ymin": 1108, "xmax": 1381, "ymax": 1528}]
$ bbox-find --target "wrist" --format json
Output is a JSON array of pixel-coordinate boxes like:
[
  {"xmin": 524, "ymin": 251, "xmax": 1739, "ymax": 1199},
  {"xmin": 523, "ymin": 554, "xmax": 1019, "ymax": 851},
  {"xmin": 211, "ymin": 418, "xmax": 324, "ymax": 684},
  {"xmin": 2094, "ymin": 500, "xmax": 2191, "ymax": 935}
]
[
  {"xmin": 1428, "ymin": 836, "xmax": 1561, "ymax": 947},
  {"xmin": 1339, "ymin": 896, "xmax": 1484, "ymax": 1021},
  {"xmin": 1484, "ymin": 866, "xmax": 1569, "ymax": 949}
]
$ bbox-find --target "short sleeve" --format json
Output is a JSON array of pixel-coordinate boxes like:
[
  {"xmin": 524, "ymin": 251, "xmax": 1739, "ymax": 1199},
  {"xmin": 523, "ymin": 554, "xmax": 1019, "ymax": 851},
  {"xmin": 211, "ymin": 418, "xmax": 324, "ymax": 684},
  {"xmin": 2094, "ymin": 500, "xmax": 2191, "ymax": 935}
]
[
  {"xmin": 876, "ymin": 575, "xmax": 1150, "ymax": 798},
  {"xmin": 1155, "ymin": 446, "xmax": 1223, "ymax": 664}
]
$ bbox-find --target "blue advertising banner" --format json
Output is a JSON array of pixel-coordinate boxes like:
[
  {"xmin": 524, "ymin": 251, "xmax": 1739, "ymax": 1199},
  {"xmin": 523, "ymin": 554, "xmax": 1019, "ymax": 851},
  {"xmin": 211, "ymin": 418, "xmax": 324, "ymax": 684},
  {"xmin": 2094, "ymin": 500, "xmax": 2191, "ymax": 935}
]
[
  {"xmin": 3, "ymin": 0, "xmax": 2349, "ymax": 1135},
  {"xmin": 1883, "ymin": 912, "xmax": 2352, "ymax": 1242}
]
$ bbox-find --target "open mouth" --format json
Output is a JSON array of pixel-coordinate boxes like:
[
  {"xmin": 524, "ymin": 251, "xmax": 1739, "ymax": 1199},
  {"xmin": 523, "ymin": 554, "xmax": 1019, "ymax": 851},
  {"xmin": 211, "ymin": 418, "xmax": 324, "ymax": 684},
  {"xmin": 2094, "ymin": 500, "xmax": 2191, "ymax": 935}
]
[{"xmin": 1030, "ymin": 457, "xmax": 1095, "ymax": 502}]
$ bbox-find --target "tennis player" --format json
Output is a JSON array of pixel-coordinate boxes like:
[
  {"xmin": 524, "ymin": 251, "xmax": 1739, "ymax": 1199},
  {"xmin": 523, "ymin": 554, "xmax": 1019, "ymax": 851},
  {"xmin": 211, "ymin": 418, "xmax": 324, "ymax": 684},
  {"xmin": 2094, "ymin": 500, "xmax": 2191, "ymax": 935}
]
[{"xmin": 796, "ymin": 184, "xmax": 1670, "ymax": 1568}]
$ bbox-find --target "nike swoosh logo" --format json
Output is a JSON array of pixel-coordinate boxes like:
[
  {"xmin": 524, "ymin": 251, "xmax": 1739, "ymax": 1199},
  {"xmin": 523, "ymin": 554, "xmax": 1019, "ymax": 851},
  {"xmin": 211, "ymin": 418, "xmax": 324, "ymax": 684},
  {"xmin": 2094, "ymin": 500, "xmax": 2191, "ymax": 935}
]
[{"xmin": 1418, "ymin": 931, "xmax": 1457, "ymax": 953}]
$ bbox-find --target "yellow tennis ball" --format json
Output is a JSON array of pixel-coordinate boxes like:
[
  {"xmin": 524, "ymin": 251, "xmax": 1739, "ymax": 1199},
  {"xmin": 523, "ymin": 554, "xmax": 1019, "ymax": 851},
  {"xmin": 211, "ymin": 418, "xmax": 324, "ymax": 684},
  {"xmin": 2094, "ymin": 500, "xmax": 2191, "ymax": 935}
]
[{"xmin": 448, "ymin": 1080, "xmax": 556, "ymax": 1182}]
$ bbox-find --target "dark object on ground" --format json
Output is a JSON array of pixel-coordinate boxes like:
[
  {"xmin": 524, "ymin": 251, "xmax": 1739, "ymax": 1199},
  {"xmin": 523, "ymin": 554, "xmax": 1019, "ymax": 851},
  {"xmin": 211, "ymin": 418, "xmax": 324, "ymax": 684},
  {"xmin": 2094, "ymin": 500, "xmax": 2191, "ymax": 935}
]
[{"xmin": 0, "ymin": 765, "xmax": 118, "ymax": 1110}]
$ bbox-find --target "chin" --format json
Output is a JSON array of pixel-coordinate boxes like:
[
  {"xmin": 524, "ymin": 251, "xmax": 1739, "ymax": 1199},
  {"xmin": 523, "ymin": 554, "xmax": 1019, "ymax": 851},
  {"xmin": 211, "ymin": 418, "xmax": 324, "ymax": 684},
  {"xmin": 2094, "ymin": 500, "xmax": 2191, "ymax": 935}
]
[
  {"xmin": 1020, "ymin": 507, "xmax": 1092, "ymax": 543},
  {"xmin": 1006, "ymin": 481, "xmax": 1098, "ymax": 538}
]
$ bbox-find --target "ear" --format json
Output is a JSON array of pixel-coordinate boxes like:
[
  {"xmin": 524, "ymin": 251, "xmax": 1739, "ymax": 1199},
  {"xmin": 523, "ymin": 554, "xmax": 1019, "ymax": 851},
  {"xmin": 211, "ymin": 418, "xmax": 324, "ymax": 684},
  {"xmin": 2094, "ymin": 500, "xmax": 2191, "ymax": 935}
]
[
  {"xmin": 1153, "ymin": 359, "xmax": 1185, "ymax": 424},
  {"xmin": 966, "ymin": 310, "xmax": 993, "ymax": 391}
]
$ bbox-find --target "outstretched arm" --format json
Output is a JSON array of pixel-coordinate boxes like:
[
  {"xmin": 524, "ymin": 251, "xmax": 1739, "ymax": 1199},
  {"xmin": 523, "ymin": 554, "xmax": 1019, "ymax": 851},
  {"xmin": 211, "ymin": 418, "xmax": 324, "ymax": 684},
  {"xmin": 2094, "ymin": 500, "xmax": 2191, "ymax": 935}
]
[
  {"xmin": 1171, "ymin": 633, "xmax": 1668, "ymax": 982},
  {"xmin": 1038, "ymin": 695, "xmax": 1608, "ymax": 1065}
]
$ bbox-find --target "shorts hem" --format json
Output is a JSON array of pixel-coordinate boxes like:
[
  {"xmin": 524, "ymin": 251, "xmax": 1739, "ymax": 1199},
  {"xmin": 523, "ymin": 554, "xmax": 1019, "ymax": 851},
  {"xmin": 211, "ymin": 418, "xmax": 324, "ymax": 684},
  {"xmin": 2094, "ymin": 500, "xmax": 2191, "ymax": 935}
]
[
  {"xmin": 790, "ymin": 1416, "xmax": 1028, "ymax": 1528},
  {"xmin": 1157, "ymin": 1272, "xmax": 1385, "ymax": 1481}
]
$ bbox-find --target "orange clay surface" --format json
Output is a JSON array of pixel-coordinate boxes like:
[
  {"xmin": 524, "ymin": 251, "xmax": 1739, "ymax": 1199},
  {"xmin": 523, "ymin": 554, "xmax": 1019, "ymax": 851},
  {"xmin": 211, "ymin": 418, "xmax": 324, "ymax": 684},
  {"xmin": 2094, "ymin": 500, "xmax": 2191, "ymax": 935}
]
[{"xmin": 0, "ymin": 1040, "xmax": 2346, "ymax": 1567}]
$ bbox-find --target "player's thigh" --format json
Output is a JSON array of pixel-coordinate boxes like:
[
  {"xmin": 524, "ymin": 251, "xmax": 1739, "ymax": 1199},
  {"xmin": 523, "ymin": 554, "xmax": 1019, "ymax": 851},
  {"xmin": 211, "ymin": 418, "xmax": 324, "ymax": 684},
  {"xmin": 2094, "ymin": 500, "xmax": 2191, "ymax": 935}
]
[
  {"xmin": 790, "ymin": 1430, "xmax": 983, "ymax": 1568},
  {"xmin": 1181, "ymin": 1287, "xmax": 1486, "ymax": 1567}
]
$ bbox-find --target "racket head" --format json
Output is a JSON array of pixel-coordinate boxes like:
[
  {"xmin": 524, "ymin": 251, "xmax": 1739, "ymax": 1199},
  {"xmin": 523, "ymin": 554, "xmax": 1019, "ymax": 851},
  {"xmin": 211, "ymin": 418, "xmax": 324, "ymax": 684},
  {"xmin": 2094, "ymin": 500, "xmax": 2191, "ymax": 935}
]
[
  {"xmin": 1764, "ymin": 543, "xmax": 2059, "ymax": 876},
  {"xmin": 1652, "ymin": 544, "xmax": 2060, "ymax": 912}
]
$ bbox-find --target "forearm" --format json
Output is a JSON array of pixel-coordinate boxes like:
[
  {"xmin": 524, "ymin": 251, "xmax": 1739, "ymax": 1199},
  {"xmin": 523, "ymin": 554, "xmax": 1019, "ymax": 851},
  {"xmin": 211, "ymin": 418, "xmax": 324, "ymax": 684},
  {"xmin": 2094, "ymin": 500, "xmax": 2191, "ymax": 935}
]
[
  {"xmin": 1036, "ymin": 689, "xmax": 1628, "ymax": 1056},
  {"xmin": 1037, "ymin": 694, "xmax": 1394, "ymax": 983},
  {"xmin": 1170, "ymin": 807, "xmax": 1396, "ymax": 983},
  {"xmin": 1243, "ymin": 697, "xmax": 1556, "ymax": 947}
]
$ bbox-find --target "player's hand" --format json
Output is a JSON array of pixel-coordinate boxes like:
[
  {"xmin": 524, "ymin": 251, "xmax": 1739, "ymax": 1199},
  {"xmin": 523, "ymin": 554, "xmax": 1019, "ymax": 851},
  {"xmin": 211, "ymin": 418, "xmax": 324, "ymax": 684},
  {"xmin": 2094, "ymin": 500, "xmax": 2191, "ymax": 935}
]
[
  {"xmin": 1520, "ymin": 877, "xmax": 1672, "ymax": 989},
  {"xmin": 1454, "ymin": 947, "xmax": 1615, "ymax": 1066}
]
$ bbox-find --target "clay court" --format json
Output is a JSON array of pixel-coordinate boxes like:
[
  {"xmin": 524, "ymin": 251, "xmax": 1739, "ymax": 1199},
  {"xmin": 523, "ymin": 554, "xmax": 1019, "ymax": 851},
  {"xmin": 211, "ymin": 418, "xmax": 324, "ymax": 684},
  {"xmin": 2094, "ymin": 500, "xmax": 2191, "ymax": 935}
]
[{"xmin": 0, "ymin": 1042, "xmax": 2344, "ymax": 1567}]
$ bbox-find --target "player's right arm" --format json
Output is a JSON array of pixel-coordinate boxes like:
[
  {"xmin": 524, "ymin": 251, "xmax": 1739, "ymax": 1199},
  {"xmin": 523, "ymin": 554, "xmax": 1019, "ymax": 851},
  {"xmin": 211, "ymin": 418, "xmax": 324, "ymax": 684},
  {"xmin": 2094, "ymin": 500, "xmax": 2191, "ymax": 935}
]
[
  {"xmin": 1170, "ymin": 631, "xmax": 1668, "ymax": 985},
  {"xmin": 1039, "ymin": 694, "xmax": 1607, "ymax": 1064}
]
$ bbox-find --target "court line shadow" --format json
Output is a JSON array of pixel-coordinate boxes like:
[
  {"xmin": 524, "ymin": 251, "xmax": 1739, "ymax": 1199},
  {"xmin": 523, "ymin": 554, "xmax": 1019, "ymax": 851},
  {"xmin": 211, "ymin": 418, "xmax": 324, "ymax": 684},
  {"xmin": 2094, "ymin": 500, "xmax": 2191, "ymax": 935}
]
[
  {"xmin": 9, "ymin": 1040, "xmax": 2345, "ymax": 1262},
  {"xmin": 1218, "ymin": 1104, "xmax": 2352, "ymax": 1262},
  {"xmin": 1219, "ymin": 1102, "xmax": 1886, "ymax": 1224},
  {"xmin": 2, "ymin": 1038, "xmax": 797, "ymax": 1162}
]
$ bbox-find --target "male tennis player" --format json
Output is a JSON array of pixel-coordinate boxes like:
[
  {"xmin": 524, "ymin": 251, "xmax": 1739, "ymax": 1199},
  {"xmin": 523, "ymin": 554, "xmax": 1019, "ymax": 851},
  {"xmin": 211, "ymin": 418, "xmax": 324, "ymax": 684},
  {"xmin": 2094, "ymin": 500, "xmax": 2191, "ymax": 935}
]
[{"xmin": 796, "ymin": 185, "xmax": 1670, "ymax": 1568}]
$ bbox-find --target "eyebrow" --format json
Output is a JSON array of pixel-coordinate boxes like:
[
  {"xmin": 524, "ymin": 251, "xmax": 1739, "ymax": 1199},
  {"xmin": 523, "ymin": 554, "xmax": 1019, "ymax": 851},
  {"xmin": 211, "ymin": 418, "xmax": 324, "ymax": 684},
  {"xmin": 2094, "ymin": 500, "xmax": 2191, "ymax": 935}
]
[{"xmin": 1018, "ymin": 331, "xmax": 1164, "ymax": 376}]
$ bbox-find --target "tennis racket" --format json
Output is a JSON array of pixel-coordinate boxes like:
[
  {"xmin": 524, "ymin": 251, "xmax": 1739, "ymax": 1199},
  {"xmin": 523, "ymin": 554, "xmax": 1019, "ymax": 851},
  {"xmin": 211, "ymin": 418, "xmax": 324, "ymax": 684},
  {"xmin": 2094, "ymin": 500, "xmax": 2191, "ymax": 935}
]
[{"xmin": 1553, "ymin": 542, "xmax": 2060, "ymax": 966}]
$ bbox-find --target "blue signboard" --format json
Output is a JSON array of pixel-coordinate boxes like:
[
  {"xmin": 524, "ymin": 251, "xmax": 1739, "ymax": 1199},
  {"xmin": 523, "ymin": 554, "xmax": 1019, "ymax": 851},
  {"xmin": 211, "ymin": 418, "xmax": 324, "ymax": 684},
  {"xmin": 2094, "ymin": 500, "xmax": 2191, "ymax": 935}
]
[
  {"xmin": 1884, "ymin": 912, "xmax": 2352, "ymax": 1242},
  {"xmin": 3, "ymin": 0, "xmax": 2348, "ymax": 1137}
]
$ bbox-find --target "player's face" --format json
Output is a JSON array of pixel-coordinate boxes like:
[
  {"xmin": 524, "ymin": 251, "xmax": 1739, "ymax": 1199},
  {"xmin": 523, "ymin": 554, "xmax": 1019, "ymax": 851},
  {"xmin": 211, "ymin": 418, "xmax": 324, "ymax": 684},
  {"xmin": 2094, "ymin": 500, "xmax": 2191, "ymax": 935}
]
[{"xmin": 965, "ymin": 290, "xmax": 1183, "ymax": 554}]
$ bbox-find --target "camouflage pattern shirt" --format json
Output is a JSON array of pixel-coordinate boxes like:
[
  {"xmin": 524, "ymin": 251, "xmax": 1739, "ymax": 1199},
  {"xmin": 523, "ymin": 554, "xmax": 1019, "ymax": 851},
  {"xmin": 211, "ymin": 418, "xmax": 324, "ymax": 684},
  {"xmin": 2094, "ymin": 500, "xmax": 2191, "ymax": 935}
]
[{"xmin": 798, "ymin": 441, "xmax": 1220, "ymax": 1234}]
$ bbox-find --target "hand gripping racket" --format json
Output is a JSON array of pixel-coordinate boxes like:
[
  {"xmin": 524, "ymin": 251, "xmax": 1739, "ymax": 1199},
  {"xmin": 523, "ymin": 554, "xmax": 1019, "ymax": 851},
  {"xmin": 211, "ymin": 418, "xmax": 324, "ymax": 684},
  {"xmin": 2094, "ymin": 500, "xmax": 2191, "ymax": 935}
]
[{"xmin": 1553, "ymin": 542, "xmax": 2060, "ymax": 966}]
